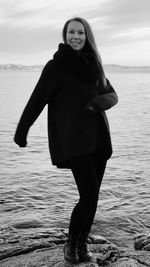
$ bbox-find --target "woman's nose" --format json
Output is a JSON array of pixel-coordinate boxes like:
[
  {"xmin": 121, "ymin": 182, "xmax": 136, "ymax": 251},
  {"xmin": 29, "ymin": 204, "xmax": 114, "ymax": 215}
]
[{"xmin": 73, "ymin": 32, "xmax": 79, "ymax": 38}]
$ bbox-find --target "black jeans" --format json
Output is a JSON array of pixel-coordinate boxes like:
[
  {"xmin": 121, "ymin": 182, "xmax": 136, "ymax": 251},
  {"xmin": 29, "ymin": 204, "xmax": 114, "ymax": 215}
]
[{"xmin": 69, "ymin": 151, "xmax": 107, "ymax": 236}]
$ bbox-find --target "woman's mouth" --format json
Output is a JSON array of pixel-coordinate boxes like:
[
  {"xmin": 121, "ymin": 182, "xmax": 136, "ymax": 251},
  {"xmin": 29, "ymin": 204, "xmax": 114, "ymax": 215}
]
[{"xmin": 70, "ymin": 40, "xmax": 81, "ymax": 45}]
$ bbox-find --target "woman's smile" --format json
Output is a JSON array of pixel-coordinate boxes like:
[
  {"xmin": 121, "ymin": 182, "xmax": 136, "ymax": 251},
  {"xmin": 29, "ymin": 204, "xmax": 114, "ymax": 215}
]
[{"xmin": 70, "ymin": 40, "xmax": 82, "ymax": 48}]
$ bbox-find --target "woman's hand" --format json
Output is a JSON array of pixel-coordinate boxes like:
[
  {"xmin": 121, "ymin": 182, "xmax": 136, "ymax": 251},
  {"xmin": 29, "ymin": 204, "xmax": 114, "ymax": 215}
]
[
  {"xmin": 85, "ymin": 102, "xmax": 99, "ymax": 114},
  {"xmin": 14, "ymin": 134, "xmax": 27, "ymax": 147}
]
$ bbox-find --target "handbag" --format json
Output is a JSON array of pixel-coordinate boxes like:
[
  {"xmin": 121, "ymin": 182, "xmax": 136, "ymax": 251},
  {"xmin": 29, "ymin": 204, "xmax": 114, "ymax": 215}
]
[{"xmin": 86, "ymin": 78, "xmax": 118, "ymax": 112}]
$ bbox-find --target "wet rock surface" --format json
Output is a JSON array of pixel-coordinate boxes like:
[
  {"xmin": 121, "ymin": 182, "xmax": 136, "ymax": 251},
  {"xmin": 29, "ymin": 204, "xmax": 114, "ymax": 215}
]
[
  {"xmin": 0, "ymin": 229, "xmax": 149, "ymax": 266},
  {"xmin": 134, "ymin": 234, "xmax": 150, "ymax": 251}
]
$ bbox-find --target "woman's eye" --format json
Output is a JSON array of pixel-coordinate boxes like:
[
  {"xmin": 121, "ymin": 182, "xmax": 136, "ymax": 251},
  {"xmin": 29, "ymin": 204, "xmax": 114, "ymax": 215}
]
[{"xmin": 68, "ymin": 30, "xmax": 85, "ymax": 35}]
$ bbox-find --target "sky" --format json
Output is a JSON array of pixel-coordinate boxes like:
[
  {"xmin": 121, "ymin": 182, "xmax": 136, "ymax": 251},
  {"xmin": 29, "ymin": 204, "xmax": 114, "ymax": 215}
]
[{"xmin": 0, "ymin": 0, "xmax": 150, "ymax": 66}]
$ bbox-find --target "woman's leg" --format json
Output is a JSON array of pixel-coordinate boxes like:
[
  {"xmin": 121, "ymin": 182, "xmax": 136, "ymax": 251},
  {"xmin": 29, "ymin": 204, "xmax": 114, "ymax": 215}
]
[
  {"xmin": 82, "ymin": 153, "xmax": 107, "ymax": 234},
  {"xmin": 69, "ymin": 153, "xmax": 99, "ymax": 236},
  {"xmin": 65, "ymin": 152, "xmax": 107, "ymax": 263},
  {"xmin": 93, "ymin": 151, "xmax": 107, "ymax": 191}
]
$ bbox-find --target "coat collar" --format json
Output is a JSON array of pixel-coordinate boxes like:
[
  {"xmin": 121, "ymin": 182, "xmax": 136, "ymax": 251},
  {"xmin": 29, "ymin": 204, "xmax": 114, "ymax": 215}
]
[{"xmin": 53, "ymin": 43, "xmax": 100, "ymax": 84}]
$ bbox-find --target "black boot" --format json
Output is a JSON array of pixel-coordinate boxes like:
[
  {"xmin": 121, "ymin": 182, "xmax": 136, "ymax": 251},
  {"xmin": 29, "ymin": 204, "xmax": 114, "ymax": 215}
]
[
  {"xmin": 78, "ymin": 232, "xmax": 92, "ymax": 262},
  {"xmin": 63, "ymin": 234, "xmax": 79, "ymax": 264}
]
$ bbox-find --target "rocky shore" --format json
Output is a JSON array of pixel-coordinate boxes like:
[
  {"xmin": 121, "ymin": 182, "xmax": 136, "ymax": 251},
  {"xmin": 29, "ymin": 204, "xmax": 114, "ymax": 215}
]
[{"xmin": 0, "ymin": 228, "xmax": 150, "ymax": 267}]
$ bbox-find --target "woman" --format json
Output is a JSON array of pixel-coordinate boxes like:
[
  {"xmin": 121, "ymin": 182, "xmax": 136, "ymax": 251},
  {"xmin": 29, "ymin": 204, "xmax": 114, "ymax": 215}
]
[{"xmin": 14, "ymin": 17, "xmax": 118, "ymax": 264}]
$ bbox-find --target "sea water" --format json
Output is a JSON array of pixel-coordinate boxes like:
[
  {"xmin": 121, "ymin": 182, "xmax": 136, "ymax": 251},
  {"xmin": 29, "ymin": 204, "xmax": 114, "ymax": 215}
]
[{"xmin": 0, "ymin": 70, "xmax": 150, "ymax": 245}]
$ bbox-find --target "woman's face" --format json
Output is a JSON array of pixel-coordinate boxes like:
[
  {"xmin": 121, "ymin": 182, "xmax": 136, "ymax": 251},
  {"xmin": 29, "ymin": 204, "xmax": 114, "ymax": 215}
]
[{"xmin": 66, "ymin": 21, "xmax": 86, "ymax": 51}]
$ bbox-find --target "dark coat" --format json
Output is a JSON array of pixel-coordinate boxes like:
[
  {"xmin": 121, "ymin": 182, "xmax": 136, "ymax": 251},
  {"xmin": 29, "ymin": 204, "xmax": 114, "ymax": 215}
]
[{"xmin": 14, "ymin": 43, "xmax": 117, "ymax": 168}]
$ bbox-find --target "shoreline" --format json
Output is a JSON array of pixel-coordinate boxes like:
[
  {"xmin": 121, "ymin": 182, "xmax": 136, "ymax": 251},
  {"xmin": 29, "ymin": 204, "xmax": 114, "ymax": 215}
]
[
  {"xmin": 0, "ymin": 228, "xmax": 150, "ymax": 266},
  {"xmin": 0, "ymin": 64, "xmax": 150, "ymax": 73}
]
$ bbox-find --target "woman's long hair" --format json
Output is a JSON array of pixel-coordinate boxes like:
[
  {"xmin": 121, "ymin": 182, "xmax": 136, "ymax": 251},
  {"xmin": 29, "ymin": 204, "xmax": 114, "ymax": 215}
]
[{"xmin": 62, "ymin": 17, "xmax": 107, "ymax": 88}]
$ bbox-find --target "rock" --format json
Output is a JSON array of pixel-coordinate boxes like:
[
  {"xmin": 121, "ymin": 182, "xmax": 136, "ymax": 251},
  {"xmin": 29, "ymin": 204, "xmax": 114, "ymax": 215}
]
[
  {"xmin": 0, "ymin": 230, "xmax": 150, "ymax": 267},
  {"xmin": 110, "ymin": 258, "xmax": 139, "ymax": 267},
  {"xmin": 0, "ymin": 245, "xmax": 150, "ymax": 267},
  {"xmin": 143, "ymin": 243, "xmax": 150, "ymax": 251},
  {"xmin": 0, "ymin": 245, "xmax": 100, "ymax": 267},
  {"xmin": 134, "ymin": 233, "xmax": 150, "ymax": 251},
  {"xmin": 96, "ymin": 243, "xmax": 120, "ymax": 266},
  {"xmin": 90, "ymin": 235, "xmax": 108, "ymax": 244}
]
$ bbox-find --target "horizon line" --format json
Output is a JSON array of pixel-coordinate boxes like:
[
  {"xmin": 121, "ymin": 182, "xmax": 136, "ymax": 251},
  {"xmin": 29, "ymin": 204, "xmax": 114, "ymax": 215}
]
[{"xmin": 1, "ymin": 63, "xmax": 150, "ymax": 68}]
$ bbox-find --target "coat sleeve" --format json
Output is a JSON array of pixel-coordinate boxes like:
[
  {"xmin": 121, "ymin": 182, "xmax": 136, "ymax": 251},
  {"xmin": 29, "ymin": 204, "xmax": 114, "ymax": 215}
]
[
  {"xmin": 14, "ymin": 60, "xmax": 59, "ymax": 145},
  {"xmin": 95, "ymin": 78, "xmax": 118, "ymax": 110},
  {"xmin": 87, "ymin": 78, "xmax": 118, "ymax": 111}
]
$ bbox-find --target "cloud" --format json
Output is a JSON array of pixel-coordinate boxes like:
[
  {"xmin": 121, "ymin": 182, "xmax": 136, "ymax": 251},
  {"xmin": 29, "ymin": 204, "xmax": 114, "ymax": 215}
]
[
  {"xmin": 101, "ymin": 0, "xmax": 150, "ymax": 28},
  {"xmin": 102, "ymin": 40, "xmax": 150, "ymax": 66},
  {"xmin": 0, "ymin": 0, "xmax": 150, "ymax": 65},
  {"xmin": 0, "ymin": 24, "xmax": 61, "ymax": 52},
  {"xmin": 83, "ymin": 0, "xmax": 150, "ymax": 36},
  {"xmin": 0, "ymin": 0, "xmax": 109, "ymax": 30},
  {"xmin": 111, "ymin": 27, "xmax": 150, "ymax": 39}
]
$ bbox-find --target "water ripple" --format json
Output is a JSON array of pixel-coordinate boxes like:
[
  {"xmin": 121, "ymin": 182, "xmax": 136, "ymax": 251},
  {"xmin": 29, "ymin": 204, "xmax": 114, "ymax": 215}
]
[{"xmin": 0, "ymin": 71, "xmax": 150, "ymax": 243}]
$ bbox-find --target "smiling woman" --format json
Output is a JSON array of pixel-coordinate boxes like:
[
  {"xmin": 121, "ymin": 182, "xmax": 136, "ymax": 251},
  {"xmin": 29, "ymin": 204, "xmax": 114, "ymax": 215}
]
[{"xmin": 14, "ymin": 16, "xmax": 118, "ymax": 264}]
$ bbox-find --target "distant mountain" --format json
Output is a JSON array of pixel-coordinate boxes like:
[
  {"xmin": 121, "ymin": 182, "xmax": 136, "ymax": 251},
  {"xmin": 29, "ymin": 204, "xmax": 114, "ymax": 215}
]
[
  {"xmin": 0, "ymin": 64, "xmax": 43, "ymax": 71},
  {"xmin": 0, "ymin": 63, "xmax": 150, "ymax": 72},
  {"xmin": 104, "ymin": 64, "xmax": 150, "ymax": 72}
]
